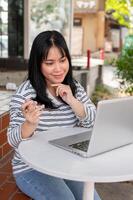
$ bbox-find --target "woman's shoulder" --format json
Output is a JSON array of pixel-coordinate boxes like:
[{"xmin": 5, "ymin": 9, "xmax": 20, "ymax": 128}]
[
  {"xmin": 16, "ymin": 80, "xmax": 33, "ymax": 94},
  {"xmin": 73, "ymin": 79, "xmax": 85, "ymax": 92},
  {"xmin": 13, "ymin": 80, "xmax": 36, "ymax": 100},
  {"xmin": 10, "ymin": 80, "xmax": 36, "ymax": 106}
]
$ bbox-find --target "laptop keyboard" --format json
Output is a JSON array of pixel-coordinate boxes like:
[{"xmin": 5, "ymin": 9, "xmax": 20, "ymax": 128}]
[{"xmin": 69, "ymin": 140, "xmax": 90, "ymax": 152}]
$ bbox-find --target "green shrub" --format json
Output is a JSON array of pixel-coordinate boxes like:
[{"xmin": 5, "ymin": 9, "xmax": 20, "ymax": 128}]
[
  {"xmin": 104, "ymin": 57, "xmax": 117, "ymax": 66},
  {"xmin": 116, "ymin": 35, "xmax": 133, "ymax": 95},
  {"xmin": 91, "ymin": 84, "xmax": 113, "ymax": 106}
]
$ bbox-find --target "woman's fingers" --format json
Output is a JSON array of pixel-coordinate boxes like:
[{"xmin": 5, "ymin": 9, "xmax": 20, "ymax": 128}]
[
  {"xmin": 34, "ymin": 104, "xmax": 45, "ymax": 113},
  {"xmin": 51, "ymin": 84, "xmax": 60, "ymax": 96},
  {"xmin": 21, "ymin": 99, "xmax": 45, "ymax": 125},
  {"xmin": 51, "ymin": 84, "xmax": 66, "ymax": 96},
  {"xmin": 22, "ymin": 100, "xmax": 44, "ymax": 114},
  {"xmin": 21, "ymin": 99, "xmax": 33, "ymax": 111},
  {"xmin": 51, "ymin": 84, "xmax": 67, "ymax": 97},
  {"xmin": 22, "ymin": 102, "xmax": 45, "ymax": 124}
]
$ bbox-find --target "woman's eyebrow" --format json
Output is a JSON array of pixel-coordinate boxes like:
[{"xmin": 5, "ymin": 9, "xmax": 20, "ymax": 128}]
[
  {"xmin": 45, "ymin": 56, "xmax": 66, "ymax": 61},
  {"xmin": 59, "ymin": 56, "xmax": 66, "ymax": 60},
  {"xmin": 45, "ymin": 59, "xmax": 54, "ymax": 62}
]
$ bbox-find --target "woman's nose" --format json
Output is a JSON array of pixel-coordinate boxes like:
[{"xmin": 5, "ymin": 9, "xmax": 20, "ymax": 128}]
[{"xmin": 54, "ymin": 62, "xmax": 61, "ymax": 71}]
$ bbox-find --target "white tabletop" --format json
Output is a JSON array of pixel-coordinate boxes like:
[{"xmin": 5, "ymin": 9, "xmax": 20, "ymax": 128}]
[{"xmin": 18, "ymin": 127, "xmax": 133, "ymax": 183}]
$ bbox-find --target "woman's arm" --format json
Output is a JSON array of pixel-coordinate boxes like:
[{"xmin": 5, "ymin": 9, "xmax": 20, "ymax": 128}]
[
  {"xmin": 7, "ymin": 94, "xmax": 43, "ymax": 148},
  {"xmin": 7, "ymin": 94, "xmax": 27, "ymax": 148},
  {"xmin": 21, "ymin": 100, "xmax": 44, "ymax": 139},
  {"xmin": 74, "ymin": 82, "xmax": 96, "ymax": 128},
  {"xmin": 52, "ymin": 82, "xmax": 96, "ymax": 128},
  {"xmin": 67, "ymin": 97, "xmax": 86, "ymax": 119}
]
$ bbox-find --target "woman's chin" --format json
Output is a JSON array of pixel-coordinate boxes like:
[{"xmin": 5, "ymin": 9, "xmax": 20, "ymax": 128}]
[
  {"xmin": 53, "ymin": 81, "xmax": 62, "ymax": 84},
  {"xmin": 53, "ymin": 78, "xmax": 64, "ymax": 84}
]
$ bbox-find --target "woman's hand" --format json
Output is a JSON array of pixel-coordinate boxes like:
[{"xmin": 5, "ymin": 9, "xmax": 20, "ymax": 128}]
[
  {"xmin": 51, "ymin": 84, "xmax": 86, "ymax": 119},
  {"xmin": 21, "ymin": 99, "xmax": 44, "ymax": 125},
  {"xmin": 51, "ymin": 84, "xmax": 75, "ymax": 105},
  {"xmin": 21, "ymin": 99, "xmax": 44, "ymax": 139}
]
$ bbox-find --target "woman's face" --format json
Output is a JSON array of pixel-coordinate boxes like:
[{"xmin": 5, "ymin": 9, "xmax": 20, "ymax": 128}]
[{"xmin": 41, "ymin": 46, "xmax": 69, "ymax": 88}]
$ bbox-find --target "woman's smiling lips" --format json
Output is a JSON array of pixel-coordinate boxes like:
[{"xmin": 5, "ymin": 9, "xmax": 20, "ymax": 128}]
[{"xmin": 53, "ymin": 74, "xmax": 64, "ymax": 79}]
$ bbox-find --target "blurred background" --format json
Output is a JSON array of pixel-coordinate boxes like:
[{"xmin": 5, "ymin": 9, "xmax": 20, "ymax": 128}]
[
  {"xmin": 0, "ymin": 1, "xmax": 133, "ymax": 200},
  {"xmin": 0, "ymin": 0, "xmax": 133, "ymax": 99}
]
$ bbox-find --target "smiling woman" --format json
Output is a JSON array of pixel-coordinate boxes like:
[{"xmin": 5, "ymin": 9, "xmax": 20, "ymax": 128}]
[
  {"xmin": 41, "ymin": 47, "xmax": 69, "ymax": 92},
  {"xmin": 7, "ymin": 30, "xmax": 101, "ymax": 200}
]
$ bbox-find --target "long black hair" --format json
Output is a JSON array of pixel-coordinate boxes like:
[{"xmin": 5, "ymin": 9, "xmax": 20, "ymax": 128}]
[{"xmin": 28, "ymin": 30, "xmax": 77, "ymax": 108}]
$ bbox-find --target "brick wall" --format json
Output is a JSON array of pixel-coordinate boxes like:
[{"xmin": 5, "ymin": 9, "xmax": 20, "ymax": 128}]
[{"xmin": 0, "ymin": 112, "xmax": 13, "ymax": 159}]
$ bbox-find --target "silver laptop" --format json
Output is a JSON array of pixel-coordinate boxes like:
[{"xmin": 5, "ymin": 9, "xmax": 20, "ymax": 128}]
[{"xmin": 49, "ymin": 96, "xmax": 133, "ymax": 157}]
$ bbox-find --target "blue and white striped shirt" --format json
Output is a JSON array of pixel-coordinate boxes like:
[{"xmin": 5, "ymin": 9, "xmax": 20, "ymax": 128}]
[{"xmin": 7, "ymin": 80, "xmax": 96, "ymax": 175}]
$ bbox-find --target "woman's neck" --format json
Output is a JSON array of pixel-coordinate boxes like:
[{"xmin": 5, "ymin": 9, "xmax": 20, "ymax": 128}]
[{"xmin": 47, "ymin": 86, "xmax": 57, "ymax": 97}]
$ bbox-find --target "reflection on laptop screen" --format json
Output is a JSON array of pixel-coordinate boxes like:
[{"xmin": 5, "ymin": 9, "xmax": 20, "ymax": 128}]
[{"xmin": 69, "ymin": 140, "xmax": 90, "ymax": 152}]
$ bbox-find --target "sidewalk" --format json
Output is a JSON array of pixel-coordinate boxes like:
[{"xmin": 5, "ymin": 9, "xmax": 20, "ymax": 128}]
[{"xmin": 96, "ymin": 182, "xmax": 133, "ymax": 200}]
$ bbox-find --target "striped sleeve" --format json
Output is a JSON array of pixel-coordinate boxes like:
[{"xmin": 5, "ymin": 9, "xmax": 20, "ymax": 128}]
[
  {"xmin": 75, "ymin": 81, "xmax": 96, "ymax": 128},
  {"xmin": 7, "ymin": 93, "xmax": 27, "ymax": 148},
  {"xmin": 7, "ymin": 81, "xmax": 34, "ymax": 148}
]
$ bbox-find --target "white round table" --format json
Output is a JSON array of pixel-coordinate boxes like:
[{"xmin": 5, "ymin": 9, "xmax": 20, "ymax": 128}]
[{"xmin": 18, "ymin": 127, "xmax": 133, "ymax": 200}]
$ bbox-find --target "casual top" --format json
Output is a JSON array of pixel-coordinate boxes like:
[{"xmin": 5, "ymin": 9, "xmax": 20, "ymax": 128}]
[{"xmin": 7, "ymin": 80, "xmax": 96, "ymax": 175}]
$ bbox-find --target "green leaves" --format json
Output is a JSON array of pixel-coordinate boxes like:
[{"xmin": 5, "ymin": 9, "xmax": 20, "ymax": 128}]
[
  {"xmin": 116, "ymin": 49, "xmax": 133, "ymax": 82},
  {"xmin": 105, "ymin": 0, "xmax": 133, "ymax": 27},
  {"xmin": 116, "ymin": 35, "xmax": 133, "ymax": 95},
  {"xmin": 91, "ymin": 84, "xmax": 112, "ymax": 106}
]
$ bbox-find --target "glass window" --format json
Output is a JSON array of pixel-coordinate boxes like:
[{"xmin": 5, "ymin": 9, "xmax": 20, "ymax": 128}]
[
  {"xmin": 0, "ymin": 0, "xmax": 24, "ymax": 58},
  {"xmin": 30, "ymin": 0, "xmax": 72, "ymax": 49},
  {"xmin": 8, "ymin": 0, "xmax": 24, "ymax": 57},
  {"xmin": 0, "ymin": 0, "xmax": 8, "ymax": 57}
]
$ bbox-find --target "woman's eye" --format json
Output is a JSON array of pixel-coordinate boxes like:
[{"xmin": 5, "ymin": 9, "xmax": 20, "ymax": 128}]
[
  {"xmin": 60, "ymin": 58, "xmax": 66, "ymax": 63},
  {"xmin": 45, "ymin": 62, "xmax": 53, "ymax": 66}
]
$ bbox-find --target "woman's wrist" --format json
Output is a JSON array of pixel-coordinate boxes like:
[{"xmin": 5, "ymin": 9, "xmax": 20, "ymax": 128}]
[
  {"xmin": 25, "ymin": 119, "xmax": 38, "ymax": 126},
  {"xmin": 21, "ymin": 120, "xmax": 38, "ymax": 139},
  {"xmin": 68, "ymin": 96, "xmax": 77, "ymax": 106},
  {"xmin": 69, "ymin": 98, "xmax": 86, "ymax": 119}
]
